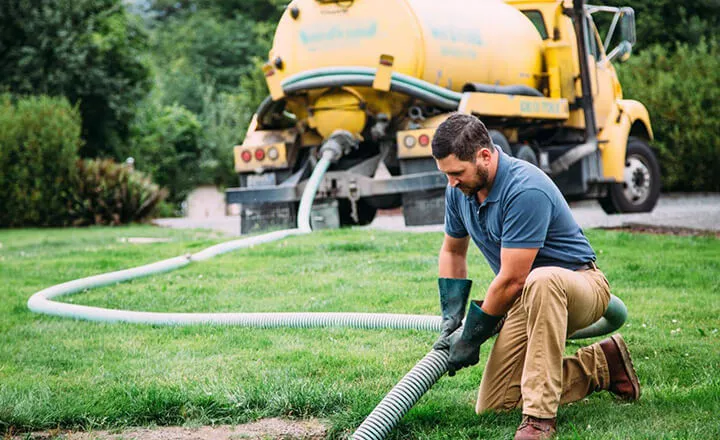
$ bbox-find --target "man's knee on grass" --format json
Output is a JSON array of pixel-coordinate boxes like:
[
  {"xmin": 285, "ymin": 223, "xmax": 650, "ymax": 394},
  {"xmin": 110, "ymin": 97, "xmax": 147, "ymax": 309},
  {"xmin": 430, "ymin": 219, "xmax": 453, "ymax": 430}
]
[{"xmin": 475, "ymin": 394, "xmax": 521, "ymax": 415}]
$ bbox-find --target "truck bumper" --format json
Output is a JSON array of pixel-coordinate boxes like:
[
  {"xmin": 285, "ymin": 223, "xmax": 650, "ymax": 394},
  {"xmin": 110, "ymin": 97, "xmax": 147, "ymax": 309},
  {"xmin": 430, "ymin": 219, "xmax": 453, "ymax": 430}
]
[{"xmin": 226, "ymin": 170, "xmax": 448, "ymax": 204}]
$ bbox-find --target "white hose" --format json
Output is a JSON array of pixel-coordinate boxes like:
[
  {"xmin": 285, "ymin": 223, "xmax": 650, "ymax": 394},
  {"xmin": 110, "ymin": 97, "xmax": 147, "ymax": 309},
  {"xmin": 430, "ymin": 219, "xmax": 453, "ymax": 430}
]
[
  {"xmin": 297, "ymin": 149, "xmax": 335, "ymax": 233},
  {"xmin": 26, "ymin": 151, "xmax": 337, "ymax": 322}
]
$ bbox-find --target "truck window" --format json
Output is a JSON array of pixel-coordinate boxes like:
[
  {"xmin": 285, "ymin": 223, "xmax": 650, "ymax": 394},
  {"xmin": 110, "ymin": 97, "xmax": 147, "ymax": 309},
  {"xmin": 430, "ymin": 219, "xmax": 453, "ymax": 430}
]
[
  {"xmin": 522, "ymin": 10, "xmax": 549, "ymax": 40},
  {"xmin": 585, "ymin": 17, "xmax": 602, "ymax": 59}
]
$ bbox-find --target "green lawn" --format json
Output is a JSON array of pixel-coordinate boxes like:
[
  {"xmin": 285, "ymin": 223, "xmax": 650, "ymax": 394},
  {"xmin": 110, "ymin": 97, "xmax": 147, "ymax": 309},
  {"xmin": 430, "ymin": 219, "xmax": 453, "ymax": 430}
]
[{"xmin": 0, "ymin": 226, "xmax": 718, "ymax": 439}]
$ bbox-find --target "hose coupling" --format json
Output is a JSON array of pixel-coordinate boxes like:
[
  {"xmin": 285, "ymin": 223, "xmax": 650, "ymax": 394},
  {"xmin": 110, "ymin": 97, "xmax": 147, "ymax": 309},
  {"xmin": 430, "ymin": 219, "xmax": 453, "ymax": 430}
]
[{"xmin": 319, "ymin": 130, "xmax": 358, "ymax": 163}]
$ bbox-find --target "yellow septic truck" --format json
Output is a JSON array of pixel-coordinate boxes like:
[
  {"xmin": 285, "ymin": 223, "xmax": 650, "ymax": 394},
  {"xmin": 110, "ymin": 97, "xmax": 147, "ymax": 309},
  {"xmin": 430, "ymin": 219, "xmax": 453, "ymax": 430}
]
[{"xmin": 226, "ymin": 0, "xmax": 660, "ymax": 234}]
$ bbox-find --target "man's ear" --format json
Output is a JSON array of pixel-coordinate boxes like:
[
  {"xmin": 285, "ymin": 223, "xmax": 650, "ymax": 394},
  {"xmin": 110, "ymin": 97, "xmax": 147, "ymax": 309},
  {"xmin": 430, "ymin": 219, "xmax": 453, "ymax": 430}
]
[{"xmin": 475, "ymin": 145, "xmax": 492, "ymax": 165}]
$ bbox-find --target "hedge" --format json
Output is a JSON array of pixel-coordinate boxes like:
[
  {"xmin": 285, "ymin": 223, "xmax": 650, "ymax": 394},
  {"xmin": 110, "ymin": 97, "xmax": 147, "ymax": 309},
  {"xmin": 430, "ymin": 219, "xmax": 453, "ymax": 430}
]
[
  {"xmin": 0, "ymin": 95, "xmax": 81, "ymax": 227},
  {"xmin": 617, "ymin": 39, "xmax": 720, "ymax": 191}
]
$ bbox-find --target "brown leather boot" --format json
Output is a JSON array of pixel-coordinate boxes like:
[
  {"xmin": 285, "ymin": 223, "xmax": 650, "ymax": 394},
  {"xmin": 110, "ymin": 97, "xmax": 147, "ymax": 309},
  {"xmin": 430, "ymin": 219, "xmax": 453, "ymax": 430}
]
[
  {"xmin": 598, "ymin": 334, "xmax": 641, "ymax": 400},
  {"xmin": 514, "ymin": 415, "xmax": 557, "ymax": 440}
]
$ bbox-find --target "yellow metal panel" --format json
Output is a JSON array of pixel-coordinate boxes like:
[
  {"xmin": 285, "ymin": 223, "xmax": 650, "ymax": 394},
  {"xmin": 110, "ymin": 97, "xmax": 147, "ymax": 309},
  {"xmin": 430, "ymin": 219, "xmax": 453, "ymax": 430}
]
[
  {"xmin": 373, "ymin": 54, "xmax": 393, "ymax": 92},
  {"xmin": 458, "ymin": 92, "xmax": 569, "ymax": 119},
  {"xmin": 397, "ymin": 129, "xmax": 436, "ymax": 159},
  {"xmin": 591, "ymin": 99, "xmax": 654, "ymax": 181},
  {"xmin": 544, "ymin": 41, "xmax": 574, "ymax": 100},
  {"xmin": 234, "ymin": 142, "xmax": 289, "ymax": 173},
  {"xmin": 597, "ymin": 104, "xmax": 630, "ymax": 181},
  {"xmin": 618, "ymin": 99, "xmax": 654, "ymax": 139}
]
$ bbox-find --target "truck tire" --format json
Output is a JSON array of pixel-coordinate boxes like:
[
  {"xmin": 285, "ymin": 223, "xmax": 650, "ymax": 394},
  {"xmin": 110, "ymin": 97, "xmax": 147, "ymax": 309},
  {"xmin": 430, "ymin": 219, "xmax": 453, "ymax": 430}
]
[
  {"xmin": 511, "ymin": 144, "xmax": 539, "ymax": 166},
  {"xmin": 599, "ymin": 137, "xmax": 660, "ymax": 214},
  {"xmin": 339, "ymin": 198, "xmax": 377, "ymax": 226}
]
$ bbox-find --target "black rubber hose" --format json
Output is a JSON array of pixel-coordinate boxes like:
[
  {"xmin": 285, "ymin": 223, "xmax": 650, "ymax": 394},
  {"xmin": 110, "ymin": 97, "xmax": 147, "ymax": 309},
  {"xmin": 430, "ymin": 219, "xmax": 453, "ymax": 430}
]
[{"xmin": 462, "ymin": 83, "xmax": 544, "ymax": 97}]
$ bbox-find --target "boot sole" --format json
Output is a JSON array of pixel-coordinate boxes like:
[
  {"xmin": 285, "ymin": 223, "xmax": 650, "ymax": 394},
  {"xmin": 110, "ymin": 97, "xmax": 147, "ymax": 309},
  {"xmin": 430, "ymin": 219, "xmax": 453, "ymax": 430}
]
[{"xmin": 611, "ymin": 334, "xmax": 641, "ymax": 401}]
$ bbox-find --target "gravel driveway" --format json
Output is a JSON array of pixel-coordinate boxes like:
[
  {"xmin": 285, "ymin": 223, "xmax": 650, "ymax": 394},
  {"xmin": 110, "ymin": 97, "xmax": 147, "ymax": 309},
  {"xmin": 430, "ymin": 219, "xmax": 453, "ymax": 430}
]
[{"xmin": 153, "ymin": 193, "xmax": 720, "ymax": 237}]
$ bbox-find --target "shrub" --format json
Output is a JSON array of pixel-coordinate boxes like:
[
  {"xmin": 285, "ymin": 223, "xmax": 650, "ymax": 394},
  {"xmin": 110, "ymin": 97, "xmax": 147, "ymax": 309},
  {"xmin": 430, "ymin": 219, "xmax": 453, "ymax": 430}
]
[
  {"xmin": 0, "ymin": 94, "xmax": 82, "ymax": 227},
  {"xmin": 197, "ymin": 85, "xmax": 248, "ymax": 189},
  {"xmin": 617, "ymin": 40, "xmax": 720, "ymax": 191},
  {"xmin": 68, "ymin": 159, "xmax": 167, "ymax": 226},
  {"xmin": 128, "ymin": 100, "xmax": 203, "ymax": 205}
]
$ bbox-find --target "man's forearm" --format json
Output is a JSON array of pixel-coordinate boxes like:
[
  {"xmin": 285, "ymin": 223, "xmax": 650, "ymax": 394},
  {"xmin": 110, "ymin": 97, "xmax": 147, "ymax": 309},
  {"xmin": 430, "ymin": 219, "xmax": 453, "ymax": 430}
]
[
  {"xmin": 480, "ymin": 274, "xmax": 525, "ymax": 316},
  {"xmin": 439, "ymin": 250, "xmax": 468, "ymax": 279}
]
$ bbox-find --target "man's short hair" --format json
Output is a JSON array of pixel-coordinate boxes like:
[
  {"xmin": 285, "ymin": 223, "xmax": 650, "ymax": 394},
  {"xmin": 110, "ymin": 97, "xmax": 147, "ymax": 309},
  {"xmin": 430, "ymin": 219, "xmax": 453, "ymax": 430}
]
[{"xmin": 431, "ymin": 113, "xmax": 492, "ymax": 161}]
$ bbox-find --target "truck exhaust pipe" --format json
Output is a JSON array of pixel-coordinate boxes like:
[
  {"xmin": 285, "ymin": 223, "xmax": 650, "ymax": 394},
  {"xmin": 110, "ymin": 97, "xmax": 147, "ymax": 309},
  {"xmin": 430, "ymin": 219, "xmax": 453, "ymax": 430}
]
[{"xmin": 549, "ymin": 0, "xmax": 601, "ymax": 176}]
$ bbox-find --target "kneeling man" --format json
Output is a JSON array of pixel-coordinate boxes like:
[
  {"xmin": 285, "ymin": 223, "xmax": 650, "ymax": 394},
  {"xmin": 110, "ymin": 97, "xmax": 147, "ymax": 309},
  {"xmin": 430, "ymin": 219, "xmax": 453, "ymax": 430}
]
[{"xmin": 432, "ymin": 114, "xmax": 640, "ymax": 440}]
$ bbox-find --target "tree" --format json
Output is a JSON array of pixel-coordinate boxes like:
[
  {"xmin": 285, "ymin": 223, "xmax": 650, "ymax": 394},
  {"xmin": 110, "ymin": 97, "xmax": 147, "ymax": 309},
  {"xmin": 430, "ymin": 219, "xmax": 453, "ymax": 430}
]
[
  {"xmin": 145, "ymin": 0, "xmax": 286, "ymax": 22},
  {"xmin": 0, "ymin": 0, "xmax": 151, "ymax": 158},
  {"xmin": 597, "ymin": 0, "xmax": 719, "ymax": 52}
]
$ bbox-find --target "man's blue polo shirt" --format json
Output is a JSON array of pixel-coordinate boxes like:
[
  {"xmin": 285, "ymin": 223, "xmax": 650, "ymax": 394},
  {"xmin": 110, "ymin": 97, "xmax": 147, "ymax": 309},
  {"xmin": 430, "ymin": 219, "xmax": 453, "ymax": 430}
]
[{"xmin": 444, "ymin": 148, "xmax": 596, "ymax": 275}]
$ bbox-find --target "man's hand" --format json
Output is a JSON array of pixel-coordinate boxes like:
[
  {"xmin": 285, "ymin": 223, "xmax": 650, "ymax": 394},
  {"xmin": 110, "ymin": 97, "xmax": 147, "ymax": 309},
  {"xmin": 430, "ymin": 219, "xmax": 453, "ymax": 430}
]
[
  {"xmin": 447, "ymin": 331, "xmax": 482, "ymax": 376},
  {"xmin": 446, "ymin": 300, "xmax": 504, "ymax": 376}
]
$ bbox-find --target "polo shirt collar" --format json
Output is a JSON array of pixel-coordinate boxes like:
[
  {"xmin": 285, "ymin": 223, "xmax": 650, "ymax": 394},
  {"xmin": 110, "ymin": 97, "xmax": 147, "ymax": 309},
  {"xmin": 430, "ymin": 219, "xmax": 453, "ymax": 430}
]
[{"xmin": 464, "ymin": 145, "xmax": 509, "ymax": 205}]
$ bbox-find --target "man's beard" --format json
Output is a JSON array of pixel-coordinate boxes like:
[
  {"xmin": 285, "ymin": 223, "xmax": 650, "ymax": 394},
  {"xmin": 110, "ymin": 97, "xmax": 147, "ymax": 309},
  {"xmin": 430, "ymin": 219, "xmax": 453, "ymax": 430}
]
[{"xmin": 458, "ymin": 164, "xmax": 489, "ymax": 196}]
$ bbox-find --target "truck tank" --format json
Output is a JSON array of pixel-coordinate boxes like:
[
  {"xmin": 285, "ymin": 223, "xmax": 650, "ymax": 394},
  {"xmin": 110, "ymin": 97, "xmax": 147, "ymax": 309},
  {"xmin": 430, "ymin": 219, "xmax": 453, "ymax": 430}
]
[{"xmin": 271, "ymin": 0, "xmax": 544, "ymax": 133}]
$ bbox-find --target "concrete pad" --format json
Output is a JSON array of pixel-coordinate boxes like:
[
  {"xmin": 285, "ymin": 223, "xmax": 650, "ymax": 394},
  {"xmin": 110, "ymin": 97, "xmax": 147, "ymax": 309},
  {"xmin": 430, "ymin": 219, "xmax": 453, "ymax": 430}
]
[{"xmin": 152, "ymin": 194, "xmax": 720, "ymax": 236}]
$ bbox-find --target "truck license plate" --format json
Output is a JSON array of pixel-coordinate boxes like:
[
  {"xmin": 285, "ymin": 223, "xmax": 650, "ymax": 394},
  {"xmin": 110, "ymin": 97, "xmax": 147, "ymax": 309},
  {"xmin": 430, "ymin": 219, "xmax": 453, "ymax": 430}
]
[{"xmin": 246, "ymin": 172, "xmax": 277, "ymax": 188}]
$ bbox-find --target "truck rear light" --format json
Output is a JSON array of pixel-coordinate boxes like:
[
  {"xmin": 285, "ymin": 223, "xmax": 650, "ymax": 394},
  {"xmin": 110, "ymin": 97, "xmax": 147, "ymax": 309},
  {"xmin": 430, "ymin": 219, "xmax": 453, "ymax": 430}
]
[
  {"xmin": 418, "ymin": 134, "xmax": 430, "ymax": 146},
  {"xmin": 403, "ymin": 135, "xmax": 416, "ymax": 148},
  {"xmin": 254, "ymin": 149, "xmax": 265, "ymax": 161},
  {"xmin": 241, "ymin": 150, "xmax": 252, "ymax": 162},
  {"xmin": 267, "ymin": 147, "xmax": 279, "ymax": 160}
]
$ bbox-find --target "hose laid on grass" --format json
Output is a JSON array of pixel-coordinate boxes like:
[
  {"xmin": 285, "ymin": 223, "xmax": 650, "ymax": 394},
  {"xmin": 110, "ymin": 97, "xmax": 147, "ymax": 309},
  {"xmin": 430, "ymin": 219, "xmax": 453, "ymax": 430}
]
[{"xmin": 27, "ymin": 134, "xmax": 628, "ymax": 440}]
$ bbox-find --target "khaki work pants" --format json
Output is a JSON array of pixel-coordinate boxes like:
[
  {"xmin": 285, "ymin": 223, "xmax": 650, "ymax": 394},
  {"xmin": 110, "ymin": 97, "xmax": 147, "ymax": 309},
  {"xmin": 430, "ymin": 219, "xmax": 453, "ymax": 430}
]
[{"xmin": 476, "ymin": 265, "xmax": 612, "ymax": 419}]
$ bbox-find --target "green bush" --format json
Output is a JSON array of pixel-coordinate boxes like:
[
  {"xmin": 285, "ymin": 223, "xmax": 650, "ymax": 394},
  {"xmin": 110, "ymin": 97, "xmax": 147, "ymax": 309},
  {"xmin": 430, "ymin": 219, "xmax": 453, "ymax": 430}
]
[
  {"xmin": 617, "ymin": 40, "xmax": 720, "ymax": 191},
  {"xmin": 0, "ymin": 95, "xmax": 82, "ymax": 227},
  {"xmin": 129, "ymin": 100, "xmax": 203, "ymax": 206},
  {"xmin": 197, "ymin": 85, "xmax": 250, "ymax": 189},
  {"xmin": 68, "ymin": 159, "xmax": 167, "ymax": 226}
]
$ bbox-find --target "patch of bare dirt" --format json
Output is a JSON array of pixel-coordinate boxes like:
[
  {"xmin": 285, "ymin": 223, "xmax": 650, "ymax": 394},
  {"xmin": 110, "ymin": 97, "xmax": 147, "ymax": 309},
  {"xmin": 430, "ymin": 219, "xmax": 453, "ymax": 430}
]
[
  {"xmin": 604, "ymin": 223, "xmax": 720, "ymax": 238},
  {"xmin": 10, "ymin": 418, "xmax": 327, "ymax": 440}
]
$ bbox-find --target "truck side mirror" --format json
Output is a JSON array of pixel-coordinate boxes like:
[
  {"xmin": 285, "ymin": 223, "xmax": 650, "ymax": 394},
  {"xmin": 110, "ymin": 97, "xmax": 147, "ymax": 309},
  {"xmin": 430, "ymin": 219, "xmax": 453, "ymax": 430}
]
[
  {"xmin": 608, "ymin": 40, "xmax": 632, "ymax": 63},
  {"xmin": 619, "ymin": 7, "xmax": 636, "ymax": 45}
]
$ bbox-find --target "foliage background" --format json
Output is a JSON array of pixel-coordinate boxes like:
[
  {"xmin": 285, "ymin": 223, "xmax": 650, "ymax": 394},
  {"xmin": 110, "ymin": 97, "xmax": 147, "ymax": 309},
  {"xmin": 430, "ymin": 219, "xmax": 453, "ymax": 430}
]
[{"xmin": 0, "ymin": 0, "xmax": 718, "ymax": 221}]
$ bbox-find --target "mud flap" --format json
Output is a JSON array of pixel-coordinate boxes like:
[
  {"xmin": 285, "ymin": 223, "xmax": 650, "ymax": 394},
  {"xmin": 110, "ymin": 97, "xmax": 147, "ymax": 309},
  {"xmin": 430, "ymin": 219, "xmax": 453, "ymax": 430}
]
[
  {"xmin": 401, "ymin": 190, "xmax": 445, "ymax": 226},
  {"xmin": 240, "ymin": 202, "xmax": 297, "ymax": 235}
]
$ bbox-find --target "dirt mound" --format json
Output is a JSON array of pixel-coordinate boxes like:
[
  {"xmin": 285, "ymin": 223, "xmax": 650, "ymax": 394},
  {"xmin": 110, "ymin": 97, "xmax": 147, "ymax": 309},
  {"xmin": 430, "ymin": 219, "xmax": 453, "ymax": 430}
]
[
  {"xmin": 605, "ymin": 223, "xmax": 720, "ymax": 237},
  {"xmin": 13, "ymin": 418, "xmax": 328, "ymax": 440}
]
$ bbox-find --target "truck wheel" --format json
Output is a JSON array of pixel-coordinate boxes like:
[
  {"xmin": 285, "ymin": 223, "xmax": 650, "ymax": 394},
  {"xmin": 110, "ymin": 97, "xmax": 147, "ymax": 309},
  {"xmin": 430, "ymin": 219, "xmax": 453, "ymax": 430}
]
[
  {"xmin": 599, "ymin": 137, "xmax": 660, "ymax": 214},
  {"xmin": 511, "ymin": 144, "xmax": 539, "ymax": 166}
]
